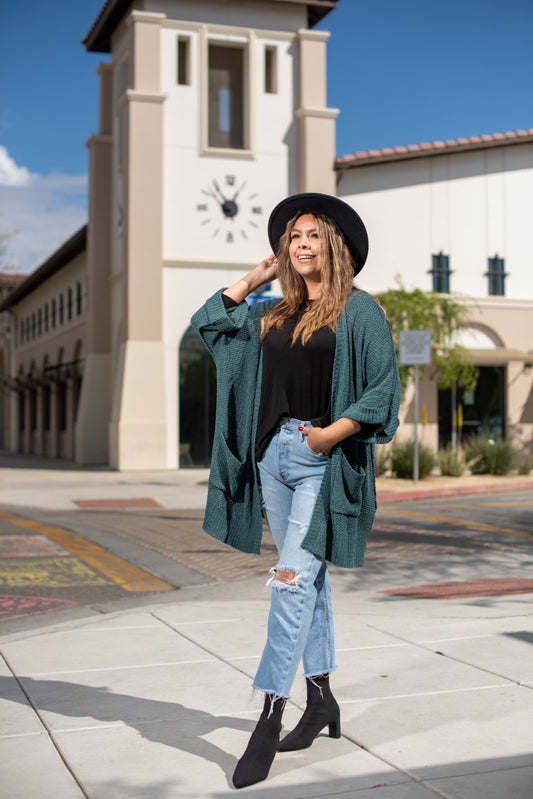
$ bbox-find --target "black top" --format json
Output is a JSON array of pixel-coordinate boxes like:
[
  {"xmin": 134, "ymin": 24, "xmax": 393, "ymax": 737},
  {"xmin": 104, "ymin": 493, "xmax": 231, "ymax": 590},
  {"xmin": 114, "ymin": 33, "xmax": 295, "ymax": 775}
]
[{"xmin": 222, "ymin": 295, "xmax": 336, "ymax": 460}]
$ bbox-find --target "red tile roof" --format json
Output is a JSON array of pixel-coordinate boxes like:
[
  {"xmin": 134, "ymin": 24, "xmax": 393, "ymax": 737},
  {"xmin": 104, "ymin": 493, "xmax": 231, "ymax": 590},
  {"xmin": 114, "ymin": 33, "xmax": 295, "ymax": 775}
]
[{"xmin": 336, "ymin": 128, "xmax": 533, "ymax": 169}]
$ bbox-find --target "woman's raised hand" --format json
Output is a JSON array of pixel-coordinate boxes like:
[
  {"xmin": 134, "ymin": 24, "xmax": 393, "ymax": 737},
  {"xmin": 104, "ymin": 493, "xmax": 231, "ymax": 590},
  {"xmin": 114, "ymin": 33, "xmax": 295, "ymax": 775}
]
[{"xmin": 254, "ymin": 254, "xmax": 279, "ymax": 286}]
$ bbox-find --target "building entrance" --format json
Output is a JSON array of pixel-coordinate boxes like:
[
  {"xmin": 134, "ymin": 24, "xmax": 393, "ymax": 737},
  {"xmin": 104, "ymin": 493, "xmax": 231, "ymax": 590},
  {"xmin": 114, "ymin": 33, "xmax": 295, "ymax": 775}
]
[
  {"xmin": 178, "ymin": 326, "xmax": 216, "ymax": 467},
  {"xmin": 438, "ymin": 365, "xmax": 505, "ymax": 448}
]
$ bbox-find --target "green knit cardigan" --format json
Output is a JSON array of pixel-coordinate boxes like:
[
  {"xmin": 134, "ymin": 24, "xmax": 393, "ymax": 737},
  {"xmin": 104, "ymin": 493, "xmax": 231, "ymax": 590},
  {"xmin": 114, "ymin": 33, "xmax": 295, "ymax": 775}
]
[{"xmin": 191, "ymin": 289, "xmax": 401, "ymax": 568}]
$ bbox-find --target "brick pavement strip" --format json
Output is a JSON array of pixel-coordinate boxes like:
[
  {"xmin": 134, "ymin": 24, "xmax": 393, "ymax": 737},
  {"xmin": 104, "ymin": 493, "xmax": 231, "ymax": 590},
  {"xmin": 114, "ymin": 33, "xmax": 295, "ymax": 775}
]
[
  {"xmin": 44, "ymin": 507, "xmax": 521, "ymax": 584},
  {"xmin": 52, "ymin": 509, "xmax": 279, "ymax": 583}
]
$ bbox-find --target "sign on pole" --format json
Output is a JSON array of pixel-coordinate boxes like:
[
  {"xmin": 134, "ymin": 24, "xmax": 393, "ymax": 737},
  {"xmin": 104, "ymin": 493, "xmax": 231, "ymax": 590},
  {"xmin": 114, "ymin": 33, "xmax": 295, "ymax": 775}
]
[
  {"xmin": 398, "ymin": 330, "xmax": 432, "ymax": 485},
  {"xmin": 398, "ymin": 330, "xmax": 432, "ymax": 367}
]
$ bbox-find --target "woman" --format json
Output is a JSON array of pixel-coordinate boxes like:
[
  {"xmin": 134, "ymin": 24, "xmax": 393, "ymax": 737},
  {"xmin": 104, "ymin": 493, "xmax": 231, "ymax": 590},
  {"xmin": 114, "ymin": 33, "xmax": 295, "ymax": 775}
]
[{"xmin": 191, "ymin": 193, "xmax": 401, "ymax": 789}]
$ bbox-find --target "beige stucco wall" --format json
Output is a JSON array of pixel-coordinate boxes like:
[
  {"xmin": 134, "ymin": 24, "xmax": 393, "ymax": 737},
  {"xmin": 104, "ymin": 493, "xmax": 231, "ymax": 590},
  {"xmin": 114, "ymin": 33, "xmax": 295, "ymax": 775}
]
[{"xmin": 8, "ymin": 251, "xmax": 88, "ymax": 459}]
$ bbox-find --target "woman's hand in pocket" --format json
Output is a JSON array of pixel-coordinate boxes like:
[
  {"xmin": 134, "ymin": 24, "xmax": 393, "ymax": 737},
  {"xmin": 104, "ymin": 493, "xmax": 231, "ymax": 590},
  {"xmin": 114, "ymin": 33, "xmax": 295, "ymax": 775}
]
[{"xmin": 300, "ymin": 426, "xmax": 332, "ymax": 455}]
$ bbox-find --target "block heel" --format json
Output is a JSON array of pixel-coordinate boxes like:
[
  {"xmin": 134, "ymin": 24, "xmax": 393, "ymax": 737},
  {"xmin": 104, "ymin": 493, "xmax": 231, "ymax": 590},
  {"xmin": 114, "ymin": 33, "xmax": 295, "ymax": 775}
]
[
  {"xmin": 328, "ymin": 716, "xmax": 341, "ymax": 738},
  {"xmin": 278, "ymin": 674, "xmax": 341, "ymax": 752}
]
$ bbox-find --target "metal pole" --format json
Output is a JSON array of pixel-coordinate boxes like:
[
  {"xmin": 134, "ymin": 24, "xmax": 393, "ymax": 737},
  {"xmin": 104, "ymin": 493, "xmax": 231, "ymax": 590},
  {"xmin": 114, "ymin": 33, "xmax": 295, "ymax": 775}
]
[
  {"xmin": 414, "ymin": 364, "xmax": 419, "ymax": 485},
  {"xmin": 451, "ymin": 384, "xmax": 457, "ymax": 450}
]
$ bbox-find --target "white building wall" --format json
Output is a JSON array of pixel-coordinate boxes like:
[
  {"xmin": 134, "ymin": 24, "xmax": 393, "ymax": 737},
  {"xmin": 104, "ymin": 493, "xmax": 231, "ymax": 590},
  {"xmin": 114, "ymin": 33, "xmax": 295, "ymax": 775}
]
[
  {"xmin": 338, "ymin": 142, "xmax": 533, "ymax": 300},
  {"xmin": 147, "ymin": 0, "xmax": 305, "ymax": 31},
  {"xmin": 157, "ymin": 8, "xmax": 308, "ymax": 467},
  {"xmin": 160, "ymin": 24, "xmax": 296, "ymax": 266}
]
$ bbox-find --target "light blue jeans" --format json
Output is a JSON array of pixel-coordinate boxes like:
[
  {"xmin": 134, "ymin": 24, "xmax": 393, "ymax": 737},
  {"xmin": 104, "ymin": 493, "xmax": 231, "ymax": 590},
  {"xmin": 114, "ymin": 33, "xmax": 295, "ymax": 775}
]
[{"xmin": 253, "ymin": 418, "xmax": 337, "ymax": 698}]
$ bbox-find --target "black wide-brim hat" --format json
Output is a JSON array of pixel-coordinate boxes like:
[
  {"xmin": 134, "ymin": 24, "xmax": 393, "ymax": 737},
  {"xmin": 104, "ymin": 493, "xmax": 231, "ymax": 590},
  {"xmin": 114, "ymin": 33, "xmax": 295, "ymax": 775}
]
[{"xmin": 268, "ymin": 192, "xmax": 369, "ymax": 275}]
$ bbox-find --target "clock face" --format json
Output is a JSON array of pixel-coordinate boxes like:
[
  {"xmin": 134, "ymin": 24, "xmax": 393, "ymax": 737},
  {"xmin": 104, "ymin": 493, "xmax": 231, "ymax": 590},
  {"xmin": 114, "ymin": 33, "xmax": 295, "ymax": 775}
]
[{"xmin": 196, "ymin": 174, "xmax": 263, "ymax": 243}]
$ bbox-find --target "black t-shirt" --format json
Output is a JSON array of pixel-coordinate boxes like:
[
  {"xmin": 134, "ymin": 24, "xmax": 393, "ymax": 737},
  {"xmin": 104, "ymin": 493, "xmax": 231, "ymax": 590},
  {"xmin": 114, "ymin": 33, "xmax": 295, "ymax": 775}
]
[{"xmin": 222, "ymin": 295, "xmax": 336, "ymax": 460}]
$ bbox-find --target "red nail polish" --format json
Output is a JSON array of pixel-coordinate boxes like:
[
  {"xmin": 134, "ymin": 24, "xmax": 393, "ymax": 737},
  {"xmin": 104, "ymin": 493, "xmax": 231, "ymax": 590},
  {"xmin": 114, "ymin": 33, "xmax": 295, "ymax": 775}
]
[{"xmin": 298, "ymin": 426, "xmax": 304, "ymax": 431}]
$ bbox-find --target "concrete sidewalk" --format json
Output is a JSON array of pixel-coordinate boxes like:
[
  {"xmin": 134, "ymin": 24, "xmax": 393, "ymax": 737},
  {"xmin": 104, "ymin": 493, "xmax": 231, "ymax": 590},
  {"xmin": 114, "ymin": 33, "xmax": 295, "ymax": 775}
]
[
  {"xmin": 1, "ymin": 567, "xmax": 532, "ymax": 798},
  {"xmin": 0, "ymin": 455, "xmax": 532, "ymax": 797},
  {"xmin": 1, "ymin": 451, "xmax": 533, "ymax": 510}
]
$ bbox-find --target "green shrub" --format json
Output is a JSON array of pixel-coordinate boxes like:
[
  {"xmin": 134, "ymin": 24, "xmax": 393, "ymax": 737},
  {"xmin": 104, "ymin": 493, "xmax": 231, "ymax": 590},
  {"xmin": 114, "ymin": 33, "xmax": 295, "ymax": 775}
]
[
  {"xmin": 466, "ymin": 435, "xmax": 517, "ymax": 476},
  {"xmin": 516, "ymin": 451, "xmax": 533, "ymax": 476},
  {"xmin": 390, "ymin": 439, "xmax": 437, "ymax": 480},
  {"xmin": 438, "ymin": 444, "xmax": 467, "ymax": 477},
  {"xmin": 375, "ymin": 446, "xmax": 390, "ymax": 477}
]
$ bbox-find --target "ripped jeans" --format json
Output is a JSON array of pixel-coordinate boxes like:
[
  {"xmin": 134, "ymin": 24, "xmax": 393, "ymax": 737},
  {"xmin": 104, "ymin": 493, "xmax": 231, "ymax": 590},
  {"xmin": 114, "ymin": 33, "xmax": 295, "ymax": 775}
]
[{"xmin": 253, "ymin": 418, "xmax": 337, "ymax": 698}]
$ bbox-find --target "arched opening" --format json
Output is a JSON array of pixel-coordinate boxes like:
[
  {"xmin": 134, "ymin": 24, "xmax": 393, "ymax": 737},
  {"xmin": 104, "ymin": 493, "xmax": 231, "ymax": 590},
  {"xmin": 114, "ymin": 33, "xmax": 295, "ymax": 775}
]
[
  {"xmin": 439, "ymin": 326, "xmax": 507, "ymax": 447},
  {"xmin": 17, "ymin": 366, "xmax": 25, "ymax": 451},
  {"xmin": 72, "ymin": 340, "xmax": 84, "ymax": 425},
  {"xmin": 178, "ymin": 326, "xmax": 216, "ymax": 467}
]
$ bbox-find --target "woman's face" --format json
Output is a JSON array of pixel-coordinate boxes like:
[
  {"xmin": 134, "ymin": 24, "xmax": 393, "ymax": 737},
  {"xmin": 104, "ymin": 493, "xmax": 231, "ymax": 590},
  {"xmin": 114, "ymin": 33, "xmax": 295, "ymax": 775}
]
[{"xmin": 288, "ymin": 214, "xmax": 324, "ymax": 294}]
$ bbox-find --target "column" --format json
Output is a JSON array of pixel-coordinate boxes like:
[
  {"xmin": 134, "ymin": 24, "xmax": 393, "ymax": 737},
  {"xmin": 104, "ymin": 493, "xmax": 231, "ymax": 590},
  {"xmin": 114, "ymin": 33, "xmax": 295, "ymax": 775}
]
[
  {"xmin": 77, "ymin": 62, "xmax": 113, "ymax": 465},
  {"xmin": 296, "ymin": 29, "xmax": 338, "ymax": 194},
  {"xmin": 108, "ymin": 11, "xmax": 168, "ymax": 470}
]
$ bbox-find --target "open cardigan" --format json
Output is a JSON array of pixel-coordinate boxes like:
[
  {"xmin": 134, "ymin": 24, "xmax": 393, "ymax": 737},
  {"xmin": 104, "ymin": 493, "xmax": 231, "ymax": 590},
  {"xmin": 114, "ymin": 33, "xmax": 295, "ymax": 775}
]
[{"xmin": 191, "ymin": 289, "xmax": 401, "ymax": 568}]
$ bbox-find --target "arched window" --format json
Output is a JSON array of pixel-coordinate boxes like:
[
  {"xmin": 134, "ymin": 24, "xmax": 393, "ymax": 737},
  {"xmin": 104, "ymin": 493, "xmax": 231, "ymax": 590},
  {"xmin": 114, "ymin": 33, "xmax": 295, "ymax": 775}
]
[{"xmin": 178, "ymin": 326, "xmax": 216, "ymax": 467}]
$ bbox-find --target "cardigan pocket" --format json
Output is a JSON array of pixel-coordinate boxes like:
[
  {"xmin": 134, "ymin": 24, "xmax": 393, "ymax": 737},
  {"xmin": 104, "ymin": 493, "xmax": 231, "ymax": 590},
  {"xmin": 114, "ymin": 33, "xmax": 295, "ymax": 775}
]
[
  {"xmin": 210, "ymin": 434, "xmax": 247, "ymax": 504},
  {"xmin": 330, "ymin": 451, "xmax": 365, "ymax": 517}
]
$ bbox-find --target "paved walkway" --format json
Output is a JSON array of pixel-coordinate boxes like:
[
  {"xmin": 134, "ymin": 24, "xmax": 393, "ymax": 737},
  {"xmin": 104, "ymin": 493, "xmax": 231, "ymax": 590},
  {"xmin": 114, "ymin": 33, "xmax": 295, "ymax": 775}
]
[{"xmin": 0, "ymin": 455, "xmax": 532, "ymax": 797}]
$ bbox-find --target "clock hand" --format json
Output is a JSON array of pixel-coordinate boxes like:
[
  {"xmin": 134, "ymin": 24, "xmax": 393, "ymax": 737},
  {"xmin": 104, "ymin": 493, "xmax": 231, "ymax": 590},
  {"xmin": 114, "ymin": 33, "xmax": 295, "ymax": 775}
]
[
  {"xmin": 212, "ymin": 179, "xmax": 227, "ymax": 204},
  {"xmin": 213, "ymin": 179, "xmax": 239, "ymax": 219},
  {"xmin": 231, "ymin": 180, "xmax": 247, "ymax": 202},
  {"xmin": 202, "ymin": 186, "xmax": 225, "ymax": 210}
]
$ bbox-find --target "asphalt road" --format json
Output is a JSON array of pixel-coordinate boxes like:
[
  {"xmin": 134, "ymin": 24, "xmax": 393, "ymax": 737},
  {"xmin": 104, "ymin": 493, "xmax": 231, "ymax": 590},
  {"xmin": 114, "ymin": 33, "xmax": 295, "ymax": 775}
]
[{"xmin": 0, "ymin": 490, "xmax": 531, "ymax": 635}]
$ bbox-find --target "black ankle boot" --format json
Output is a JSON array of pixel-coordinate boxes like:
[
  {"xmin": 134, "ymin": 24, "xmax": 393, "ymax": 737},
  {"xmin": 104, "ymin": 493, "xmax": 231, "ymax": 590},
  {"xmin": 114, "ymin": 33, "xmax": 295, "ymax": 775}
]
[
  {"xmin": 232, "ymin": 694, "xmax": 285, "ymax": 789},
  {"xmin": 277, "ymin": 674, "xmax": 340, "ymax": 751}
]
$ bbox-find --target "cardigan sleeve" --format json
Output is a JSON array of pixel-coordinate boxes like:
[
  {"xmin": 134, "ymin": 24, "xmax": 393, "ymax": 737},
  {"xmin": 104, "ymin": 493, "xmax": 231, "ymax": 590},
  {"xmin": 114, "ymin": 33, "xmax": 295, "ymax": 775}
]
[
  {"xmin": 339, "ymin": 294, "xmax": 401, "ymax": 444},
  {"xmin": 191, "ymin": 289, "xmax": 278, "ymax": 360},
  {"xmin": 190, "ymin": 290, "xmax": 250, "ymax": 358}
]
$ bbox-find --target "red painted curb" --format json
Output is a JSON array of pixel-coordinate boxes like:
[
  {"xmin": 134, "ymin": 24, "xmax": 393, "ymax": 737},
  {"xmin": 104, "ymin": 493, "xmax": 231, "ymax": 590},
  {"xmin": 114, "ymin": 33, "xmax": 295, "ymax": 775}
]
[
  {"xmin": 382, "ymin": 578, "xmax": 533, "ymax": 599},
  {"xmin": 377, "ymin": 480, "xmax": 533, "ymax": 504}
]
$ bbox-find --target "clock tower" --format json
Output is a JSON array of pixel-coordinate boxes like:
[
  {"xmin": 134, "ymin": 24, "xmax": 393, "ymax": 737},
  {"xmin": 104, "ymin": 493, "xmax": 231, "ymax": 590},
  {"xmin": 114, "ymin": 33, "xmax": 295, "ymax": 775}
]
[{"xmin": 83, "ymin": 0, "xmax": 339, "ymax": 469}]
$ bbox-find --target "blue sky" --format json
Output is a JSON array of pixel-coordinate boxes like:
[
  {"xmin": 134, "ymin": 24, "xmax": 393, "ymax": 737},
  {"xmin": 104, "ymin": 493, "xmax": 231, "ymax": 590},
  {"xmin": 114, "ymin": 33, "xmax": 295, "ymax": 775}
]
[{"xmin": 0, "ymin": 0, "xmax": 531, "ymax": 272}]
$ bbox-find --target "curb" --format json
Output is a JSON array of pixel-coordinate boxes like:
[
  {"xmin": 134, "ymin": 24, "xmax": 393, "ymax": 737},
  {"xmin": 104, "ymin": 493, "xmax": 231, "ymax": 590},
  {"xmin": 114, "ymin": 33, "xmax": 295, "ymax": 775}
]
[{"xmin": 377, "ymin": 478, "xmax": 533, "ymax": 503}]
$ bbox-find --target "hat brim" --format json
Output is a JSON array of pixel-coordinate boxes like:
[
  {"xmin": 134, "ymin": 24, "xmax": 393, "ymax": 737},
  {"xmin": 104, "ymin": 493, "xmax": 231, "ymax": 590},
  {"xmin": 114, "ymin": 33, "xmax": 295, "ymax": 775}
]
[{"xmin": 267, "ymin": 192, "xmax": 369, "ymax": 275}]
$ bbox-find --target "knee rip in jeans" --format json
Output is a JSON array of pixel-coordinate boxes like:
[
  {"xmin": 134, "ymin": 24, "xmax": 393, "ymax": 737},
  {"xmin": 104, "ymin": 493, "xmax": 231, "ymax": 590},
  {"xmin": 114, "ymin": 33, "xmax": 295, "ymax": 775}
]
[{"xmin": 266, "ymin": 566, "xmax": 301, "ymax": 592}]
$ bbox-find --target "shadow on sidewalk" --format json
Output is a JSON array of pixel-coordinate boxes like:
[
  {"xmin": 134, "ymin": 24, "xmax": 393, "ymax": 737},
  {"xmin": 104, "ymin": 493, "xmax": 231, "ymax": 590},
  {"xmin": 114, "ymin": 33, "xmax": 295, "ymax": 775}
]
[
  {"xmin": 0, "ymin": 452, "xmax": 110, "ymax": 472},
  {"xmin": 1, "ymin": 674, "xmax": 251, "ymax": 785}
]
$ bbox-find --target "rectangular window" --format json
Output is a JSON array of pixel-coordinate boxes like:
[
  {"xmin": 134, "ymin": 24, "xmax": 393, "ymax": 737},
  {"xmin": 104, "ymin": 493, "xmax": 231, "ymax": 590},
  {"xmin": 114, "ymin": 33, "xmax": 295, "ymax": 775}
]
[
  {"xmin": 38, "ymin": 308, "xmax": 42, "ymax": 336},
  {"xmin": 208, "ymin": 44, "xmax": 245, "ymax": 149},
  {"xmin": 76, "ymin": 282, "xmax": 82, "ymax": 315},
  {"xmin": 486, "ymin": 255, "xmax": 506, "ymax": 296},
  {"xmin": 31, "ymin": 312, "xmax": 36, "ymax": 340},
  {"xmin": 44, "ymin": 303, "xmax": 49, "ymax": 332},
  {"xmin": 177, "ymin": 36, "xmax": 190, "ymax": 85},
  {"xmin": 51, "ymin": 299, "xmax": 56, "ymax": 329},
  {"xmin": 59, "ymin": 294, "xmax": 64, "ymax": 325},
  {"xmin": 430, "ymin": 252, "xmax": 451, "ymax": 293},
  {"xmin": 67, "ymin": 287, "xmax": 73, "ymax": 321},
  {"xmin": 264, "ymin": 46, "xmax": 277, "ymax": 94}
]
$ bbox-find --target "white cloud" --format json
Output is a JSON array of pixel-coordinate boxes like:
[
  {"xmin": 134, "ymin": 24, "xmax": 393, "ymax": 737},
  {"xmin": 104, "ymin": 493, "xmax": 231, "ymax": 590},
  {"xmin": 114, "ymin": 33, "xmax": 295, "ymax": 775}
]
[
  {"xmin": 0, "ymin": 148, "xmax": 88, "ymax": 273},
  {"xmin": 0, "ymin": 145, "xmax": 32, "ymax": 187}
]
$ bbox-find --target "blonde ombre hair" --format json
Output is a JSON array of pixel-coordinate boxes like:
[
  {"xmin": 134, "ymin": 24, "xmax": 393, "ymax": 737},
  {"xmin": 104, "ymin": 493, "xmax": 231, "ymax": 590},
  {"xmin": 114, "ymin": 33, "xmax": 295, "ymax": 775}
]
[{"xmin": 260, "ymin": 212, "xmax": 355, "ymax": 345}]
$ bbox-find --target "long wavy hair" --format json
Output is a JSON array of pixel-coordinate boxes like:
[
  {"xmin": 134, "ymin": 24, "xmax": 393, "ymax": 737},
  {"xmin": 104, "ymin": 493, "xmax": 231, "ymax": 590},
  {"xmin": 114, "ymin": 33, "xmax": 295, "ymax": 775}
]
[{"xmin": 260, "ymin": 211, "xmax": 356, "ymax": 345}]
